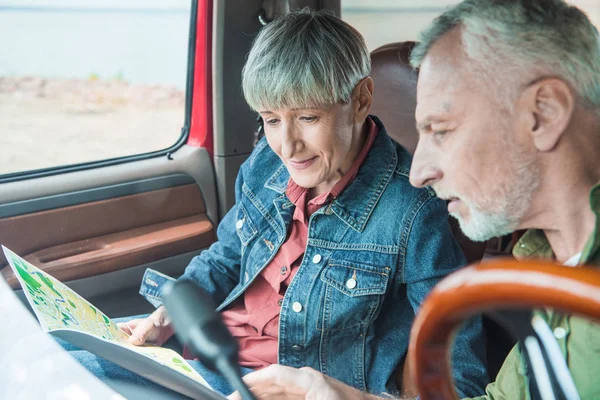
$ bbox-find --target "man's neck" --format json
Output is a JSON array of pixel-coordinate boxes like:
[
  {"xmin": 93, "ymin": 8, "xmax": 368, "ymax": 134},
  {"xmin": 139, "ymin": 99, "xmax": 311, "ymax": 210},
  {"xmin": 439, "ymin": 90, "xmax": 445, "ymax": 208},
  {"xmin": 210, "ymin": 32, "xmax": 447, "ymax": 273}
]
[
  {"xmin": 545, "ymin": 224, "xmax": 592, "ymax": 264},
  {"xmin": 520, "ymin": 112, "xmax": 600, "ymax": 263},
  {"xmin": 523, "ymin": 162, "xmax": 599, "ymax": 263}
]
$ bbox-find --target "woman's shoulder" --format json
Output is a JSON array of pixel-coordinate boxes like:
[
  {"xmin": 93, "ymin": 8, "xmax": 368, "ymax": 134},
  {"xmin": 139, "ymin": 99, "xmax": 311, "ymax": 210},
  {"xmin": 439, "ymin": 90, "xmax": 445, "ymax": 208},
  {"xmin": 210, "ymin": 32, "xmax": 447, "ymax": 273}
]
[
  {"xmin": 378, "ymin": 138, "xmax": 440, "ymax": 213},
  {"xmin": 368, "ymin": 116, "xmax": 417, "ymax": 184},
  {"xmin": 246, "ymin": 136, "xmax": 275, "ymax": 165}
]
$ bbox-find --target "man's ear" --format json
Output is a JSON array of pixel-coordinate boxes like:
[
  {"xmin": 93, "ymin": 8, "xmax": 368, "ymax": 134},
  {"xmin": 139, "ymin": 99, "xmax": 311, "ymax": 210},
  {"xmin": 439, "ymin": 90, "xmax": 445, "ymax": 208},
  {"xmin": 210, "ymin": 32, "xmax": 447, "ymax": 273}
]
[
  {"xmin": 353, "ymin": 76, "xmax": 374, "ymax": 122},
  {"xmin": 523, "ymin": 78, "xmax": 574, "ymax": 152}
]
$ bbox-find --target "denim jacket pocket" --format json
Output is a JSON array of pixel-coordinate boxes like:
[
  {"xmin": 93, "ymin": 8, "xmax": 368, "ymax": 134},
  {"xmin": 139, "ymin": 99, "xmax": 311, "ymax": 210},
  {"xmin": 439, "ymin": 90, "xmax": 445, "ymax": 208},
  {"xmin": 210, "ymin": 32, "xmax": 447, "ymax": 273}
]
[
  {"xmin": 318, "ymin": 260, "xmax": 390, "ymax": 331},
  {"xmin": 235, "ymin": 201, "xmax": 258, "ymax": 246},
  {"xmin": 139, "ymin": 268, "xmax": 177, "ymax": 308}
]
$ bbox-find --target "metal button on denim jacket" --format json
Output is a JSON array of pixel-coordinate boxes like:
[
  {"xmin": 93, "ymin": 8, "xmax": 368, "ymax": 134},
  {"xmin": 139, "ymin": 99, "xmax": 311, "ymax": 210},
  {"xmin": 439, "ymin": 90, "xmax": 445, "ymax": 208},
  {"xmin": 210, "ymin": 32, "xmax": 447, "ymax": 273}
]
[{"xmin": 140, "ymin": 116, "xmax": 488, "ymax": 397}]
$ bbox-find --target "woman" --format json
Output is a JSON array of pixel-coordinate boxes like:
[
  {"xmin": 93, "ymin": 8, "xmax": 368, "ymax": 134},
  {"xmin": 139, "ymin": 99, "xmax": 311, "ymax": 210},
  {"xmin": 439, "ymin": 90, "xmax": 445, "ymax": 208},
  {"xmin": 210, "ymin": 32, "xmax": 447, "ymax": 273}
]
[{"xmin": 66, "ymin": 9, "xmax": 487, "ymax": 398}]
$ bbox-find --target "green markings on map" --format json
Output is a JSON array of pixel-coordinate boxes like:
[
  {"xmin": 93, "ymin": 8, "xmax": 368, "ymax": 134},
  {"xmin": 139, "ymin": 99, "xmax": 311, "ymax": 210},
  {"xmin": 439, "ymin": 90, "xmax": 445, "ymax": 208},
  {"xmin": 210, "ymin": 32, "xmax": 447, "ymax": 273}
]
[
  {"xmin": 62, "ymin": 312, "xmax": 74, "ymax": 325},
  {"xmin": 4, "ymin": 247, "xmax": 120, "ymax": 338},
  {"xmin": 14, "ymin": 259, "xmax": 65, "ymax": 308},
  {"xmin": 15, "ymin": 261, "xmax": 42, "ymax": 292},
  {"xmin": 36, "ymin": 272, "xmax": 64, "ymax": 299},
  {"xmin": 172, "ymin": 357, "xmax": 192, "ymax": 372},
  {"xmin": 3, "ymin": 245, "xmax": 211, "ymax": 389}
]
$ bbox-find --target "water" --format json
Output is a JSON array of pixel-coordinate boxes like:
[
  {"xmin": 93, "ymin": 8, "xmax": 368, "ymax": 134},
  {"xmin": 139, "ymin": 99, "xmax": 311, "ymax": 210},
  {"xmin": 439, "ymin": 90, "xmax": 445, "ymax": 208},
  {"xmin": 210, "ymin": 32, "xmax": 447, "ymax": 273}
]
[{"xmin": 0, "ymin": 7, "xmax": 192, "ymax": 89}]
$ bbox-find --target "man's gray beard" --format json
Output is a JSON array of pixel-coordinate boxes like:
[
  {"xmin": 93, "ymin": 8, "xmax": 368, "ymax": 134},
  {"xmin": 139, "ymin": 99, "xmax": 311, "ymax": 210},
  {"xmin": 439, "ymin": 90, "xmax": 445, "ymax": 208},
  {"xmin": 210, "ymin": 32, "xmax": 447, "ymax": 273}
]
[
  {"xmin": 452, "ymin": 148, "xmax": 540, "ymax": 242},
  {"xmin": 451, "ymin": 207, "xmax": 518, "ymax": 242}
]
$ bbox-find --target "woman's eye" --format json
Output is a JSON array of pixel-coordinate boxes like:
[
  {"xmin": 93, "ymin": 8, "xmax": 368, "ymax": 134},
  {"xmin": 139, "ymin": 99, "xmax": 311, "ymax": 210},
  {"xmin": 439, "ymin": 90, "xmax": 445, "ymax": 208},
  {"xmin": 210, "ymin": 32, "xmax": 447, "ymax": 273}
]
[
  {"xmin": 300, "ymin": 116, "xmax": 317, "ymax": 122},
  {"xmin": 265, "ymin": 119, "xmax": 280, "ymax": 126}
]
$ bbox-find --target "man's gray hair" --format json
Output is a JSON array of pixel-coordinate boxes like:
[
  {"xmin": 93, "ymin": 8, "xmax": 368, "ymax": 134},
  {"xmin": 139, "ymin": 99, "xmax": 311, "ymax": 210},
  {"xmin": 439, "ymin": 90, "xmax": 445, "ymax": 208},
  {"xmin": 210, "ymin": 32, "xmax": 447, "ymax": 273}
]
[
  {"xmin": 242, "ymin": 8, "xmax": 371, "ymax": 111},
  {"xmin": 410, "ymin": 0, "xmax": 600, "ymax": 111}
]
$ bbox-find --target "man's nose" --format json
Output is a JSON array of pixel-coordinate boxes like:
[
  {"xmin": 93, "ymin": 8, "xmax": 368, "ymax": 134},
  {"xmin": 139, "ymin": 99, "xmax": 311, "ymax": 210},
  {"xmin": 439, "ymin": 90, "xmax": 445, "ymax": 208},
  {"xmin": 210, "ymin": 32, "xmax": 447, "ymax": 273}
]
[{"xmin": 409, "ymin": 141, "xmax": 443, "ymax": 188}]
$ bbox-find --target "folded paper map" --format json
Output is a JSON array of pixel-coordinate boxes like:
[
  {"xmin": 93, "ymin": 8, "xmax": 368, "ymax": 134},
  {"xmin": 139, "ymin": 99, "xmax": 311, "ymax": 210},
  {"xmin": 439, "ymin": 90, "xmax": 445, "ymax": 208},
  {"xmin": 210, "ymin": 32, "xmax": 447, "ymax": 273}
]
[
  {"xmin": 2, "ymin": 245, "xmax": 226, "ymax": 400},
  {"xmin": 0, "ymin": 261, "xmax": 125, "ymax": 400}
]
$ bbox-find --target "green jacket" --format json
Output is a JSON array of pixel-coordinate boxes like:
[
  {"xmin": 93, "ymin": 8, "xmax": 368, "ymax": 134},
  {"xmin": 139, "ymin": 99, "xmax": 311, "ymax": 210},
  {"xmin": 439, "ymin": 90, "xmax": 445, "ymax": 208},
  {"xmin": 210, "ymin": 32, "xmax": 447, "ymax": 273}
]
[{"xmin": 469, "ymin": 184, "xmax": 600, "ymax": 399}]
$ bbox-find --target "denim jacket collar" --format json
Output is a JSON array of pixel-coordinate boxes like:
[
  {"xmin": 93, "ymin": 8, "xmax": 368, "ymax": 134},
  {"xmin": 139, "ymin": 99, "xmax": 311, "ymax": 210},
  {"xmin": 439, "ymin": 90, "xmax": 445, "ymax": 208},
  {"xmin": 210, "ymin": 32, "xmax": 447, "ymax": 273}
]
[
  {"xmin": 264, "ymin": 164, "xmax": 289, "ymax": 193},
  {"xmin": 263, "ymin": 116, "xmax": 397, "ymax": 233}
]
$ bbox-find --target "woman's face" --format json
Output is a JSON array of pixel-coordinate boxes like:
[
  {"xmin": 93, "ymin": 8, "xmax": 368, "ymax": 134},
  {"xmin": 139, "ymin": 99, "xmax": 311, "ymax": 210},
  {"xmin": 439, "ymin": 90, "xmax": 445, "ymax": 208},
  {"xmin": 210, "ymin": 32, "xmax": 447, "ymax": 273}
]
[
  {"xmin": 260, "ymin": 103, "xmax": 358, "ymax": 195},
  {"xmin": 259, "ymin": 79, "xmax": 373, "ymax": 196}
]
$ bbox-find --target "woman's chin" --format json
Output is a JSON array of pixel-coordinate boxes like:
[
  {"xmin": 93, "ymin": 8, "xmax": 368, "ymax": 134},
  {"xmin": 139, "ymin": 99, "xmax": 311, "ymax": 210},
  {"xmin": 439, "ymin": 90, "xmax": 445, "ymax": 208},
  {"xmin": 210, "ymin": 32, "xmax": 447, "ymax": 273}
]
[
  {"xmin": 295, "ymin": 178, "xmax": 316, "ymax": 189},
  {"xmin": 288, "ymin": 173, "xmax": 318, "ymax": 189}
]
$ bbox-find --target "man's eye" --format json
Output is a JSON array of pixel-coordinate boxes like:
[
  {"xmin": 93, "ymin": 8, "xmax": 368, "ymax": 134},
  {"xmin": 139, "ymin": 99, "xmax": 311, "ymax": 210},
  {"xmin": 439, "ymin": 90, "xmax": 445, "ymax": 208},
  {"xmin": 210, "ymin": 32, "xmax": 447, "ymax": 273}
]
[
  {"xmin": 300, "ymin": 116, "xmax": 317, "ymax": 122},
  {"xmin": 432, "ymin": 130, "xmax": 450, "ymax": 142},
  {"xmin": 265, "ymin": 119, "xmax": 280, "ymax": 126}
]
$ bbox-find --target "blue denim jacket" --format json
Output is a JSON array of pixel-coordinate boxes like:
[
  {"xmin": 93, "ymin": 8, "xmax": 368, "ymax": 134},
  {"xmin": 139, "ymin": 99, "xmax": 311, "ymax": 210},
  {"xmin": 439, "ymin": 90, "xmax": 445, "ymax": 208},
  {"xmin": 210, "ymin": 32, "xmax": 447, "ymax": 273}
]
[{"xmin": 141, "ymin": 116, "xmax": 488, "ymax": 396}]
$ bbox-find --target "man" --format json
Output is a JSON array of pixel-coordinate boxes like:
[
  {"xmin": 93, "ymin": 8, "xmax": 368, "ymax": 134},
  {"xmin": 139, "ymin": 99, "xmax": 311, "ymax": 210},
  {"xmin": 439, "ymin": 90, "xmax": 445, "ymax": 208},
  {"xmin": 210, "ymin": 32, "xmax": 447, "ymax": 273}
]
[{"xmin": 229, "ymin": 0, "xmax": 600, "ymax": 399}]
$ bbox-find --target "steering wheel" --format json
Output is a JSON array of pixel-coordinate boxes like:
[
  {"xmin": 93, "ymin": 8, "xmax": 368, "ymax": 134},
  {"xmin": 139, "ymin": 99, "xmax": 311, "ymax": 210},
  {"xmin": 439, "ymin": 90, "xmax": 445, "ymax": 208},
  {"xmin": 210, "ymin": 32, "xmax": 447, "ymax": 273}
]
[{"xmin": 408, "ymin": 258, "xmax": 600, "ymax": 400}]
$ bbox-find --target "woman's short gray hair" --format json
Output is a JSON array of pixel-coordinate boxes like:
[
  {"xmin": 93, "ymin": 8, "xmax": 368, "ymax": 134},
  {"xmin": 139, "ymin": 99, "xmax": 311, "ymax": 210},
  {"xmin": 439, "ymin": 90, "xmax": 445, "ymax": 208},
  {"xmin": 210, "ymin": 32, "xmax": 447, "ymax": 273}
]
[
  {"xmin": 242, "ymin": 8, "xmax": 371, "ymax": 111},
  {"xmin": 410, "ymin": 0, "xmax": 600, "ymax": 111}
]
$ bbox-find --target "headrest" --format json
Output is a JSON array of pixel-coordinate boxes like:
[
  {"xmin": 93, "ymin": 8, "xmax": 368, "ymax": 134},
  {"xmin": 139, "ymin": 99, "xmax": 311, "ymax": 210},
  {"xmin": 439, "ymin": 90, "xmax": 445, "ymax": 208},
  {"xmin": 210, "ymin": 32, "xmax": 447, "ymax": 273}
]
[{"xmin": 370, "ymin": 41, "xmax": 419, "ymax": 154}]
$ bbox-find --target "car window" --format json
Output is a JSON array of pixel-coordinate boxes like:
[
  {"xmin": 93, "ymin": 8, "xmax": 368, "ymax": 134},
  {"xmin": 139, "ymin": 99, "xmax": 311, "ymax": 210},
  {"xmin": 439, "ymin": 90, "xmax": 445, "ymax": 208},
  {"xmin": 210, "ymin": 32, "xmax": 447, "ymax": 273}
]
[{"xmin": 0, "ymin": 0, "xmax": 192, "ymax": 176}]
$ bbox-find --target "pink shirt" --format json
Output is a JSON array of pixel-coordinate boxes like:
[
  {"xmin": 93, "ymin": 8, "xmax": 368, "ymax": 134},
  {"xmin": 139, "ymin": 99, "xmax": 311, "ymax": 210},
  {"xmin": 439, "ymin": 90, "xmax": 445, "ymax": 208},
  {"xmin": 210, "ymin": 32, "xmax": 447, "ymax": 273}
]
[{"xmin": 220, "ymin": 118, "xmax": 378, "ymax": 369}]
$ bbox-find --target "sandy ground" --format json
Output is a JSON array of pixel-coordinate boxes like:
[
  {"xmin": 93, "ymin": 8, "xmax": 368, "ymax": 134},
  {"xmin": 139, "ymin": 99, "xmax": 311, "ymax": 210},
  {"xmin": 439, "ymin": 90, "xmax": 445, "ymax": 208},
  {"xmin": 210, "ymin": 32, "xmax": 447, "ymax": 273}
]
[{"xmin": 0, "ymin": 76, "xmax": 186, "ymax": 175}]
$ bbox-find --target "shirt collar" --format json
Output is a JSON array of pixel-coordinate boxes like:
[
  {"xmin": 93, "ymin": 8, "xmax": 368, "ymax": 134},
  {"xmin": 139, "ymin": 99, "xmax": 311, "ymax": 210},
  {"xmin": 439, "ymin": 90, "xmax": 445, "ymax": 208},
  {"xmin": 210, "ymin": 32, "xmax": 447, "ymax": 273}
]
[{"xmin": 513, "ymin": 182, "xmax": 600, "ymax": 264}]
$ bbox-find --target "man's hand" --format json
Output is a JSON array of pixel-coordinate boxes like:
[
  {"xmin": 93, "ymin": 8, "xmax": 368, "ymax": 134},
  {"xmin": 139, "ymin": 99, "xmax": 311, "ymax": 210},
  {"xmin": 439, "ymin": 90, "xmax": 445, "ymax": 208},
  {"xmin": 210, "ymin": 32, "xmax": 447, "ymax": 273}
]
[
  {"xmin": 118, "ymin": 306, "xmax": 174, "ymax": 346},
  {"xmin": 227, "ymin": 365, "xmax": 382, "ymax": 400}
]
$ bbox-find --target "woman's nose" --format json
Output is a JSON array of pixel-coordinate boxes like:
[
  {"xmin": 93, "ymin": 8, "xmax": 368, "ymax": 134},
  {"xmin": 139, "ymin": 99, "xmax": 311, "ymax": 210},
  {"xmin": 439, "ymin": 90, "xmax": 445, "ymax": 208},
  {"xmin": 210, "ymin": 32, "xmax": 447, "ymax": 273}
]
[{"xmin": 281, "ymin": 125, "xmax": 299, "ymax": 159}]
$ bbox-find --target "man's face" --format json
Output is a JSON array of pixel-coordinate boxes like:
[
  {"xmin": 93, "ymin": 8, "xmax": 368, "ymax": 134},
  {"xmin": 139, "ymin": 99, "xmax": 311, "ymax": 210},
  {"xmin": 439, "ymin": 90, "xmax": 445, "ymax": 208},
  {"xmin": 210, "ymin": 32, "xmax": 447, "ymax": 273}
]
[{"xmin": 410, "ymin": 52, "xmax": 540, "ymax": 242}]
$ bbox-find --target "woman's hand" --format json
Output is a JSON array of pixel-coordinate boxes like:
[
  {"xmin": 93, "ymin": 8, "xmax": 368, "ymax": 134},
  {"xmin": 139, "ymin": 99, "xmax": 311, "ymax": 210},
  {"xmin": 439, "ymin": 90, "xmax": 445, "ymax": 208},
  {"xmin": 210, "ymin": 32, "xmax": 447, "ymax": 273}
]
[
  {"xmin": 227, "ymin": 365, "xmax": 381, "ymax": 400},
  {"xmin": 118, "ymin": 306, "xmax": 174, "ymax": 346}
]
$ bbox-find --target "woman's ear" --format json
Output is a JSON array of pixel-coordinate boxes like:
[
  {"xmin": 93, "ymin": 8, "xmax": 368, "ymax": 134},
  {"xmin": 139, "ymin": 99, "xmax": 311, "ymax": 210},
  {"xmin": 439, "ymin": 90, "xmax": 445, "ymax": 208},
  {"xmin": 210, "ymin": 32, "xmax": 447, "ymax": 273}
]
[
  {"xmin": 522, "ymin": 78, "xmax": 574, "ymax": 152},
  {"xmin": 353, "ymin": 76, "xmax": 374, "ymax": 122}
]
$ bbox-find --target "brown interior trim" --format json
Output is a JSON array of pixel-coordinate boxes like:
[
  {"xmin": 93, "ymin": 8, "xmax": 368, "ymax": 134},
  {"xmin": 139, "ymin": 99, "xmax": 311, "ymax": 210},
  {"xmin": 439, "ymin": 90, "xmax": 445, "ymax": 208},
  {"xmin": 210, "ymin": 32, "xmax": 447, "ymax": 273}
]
[
  {"xmin": 3, "ymin": 214, "xmax": 215, "ymax": 288},
  {"xmin": 0, "ymin": 183, "xmax": 216, "ymax": 288}
]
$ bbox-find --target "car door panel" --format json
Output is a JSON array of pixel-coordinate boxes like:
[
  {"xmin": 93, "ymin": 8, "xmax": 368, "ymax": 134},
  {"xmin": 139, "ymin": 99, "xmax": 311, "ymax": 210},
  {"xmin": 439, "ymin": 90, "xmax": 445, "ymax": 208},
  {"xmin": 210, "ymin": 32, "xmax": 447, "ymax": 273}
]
[{"xmin": 0, "ymin": 145, "xmax": 217, "ymax": 316}]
